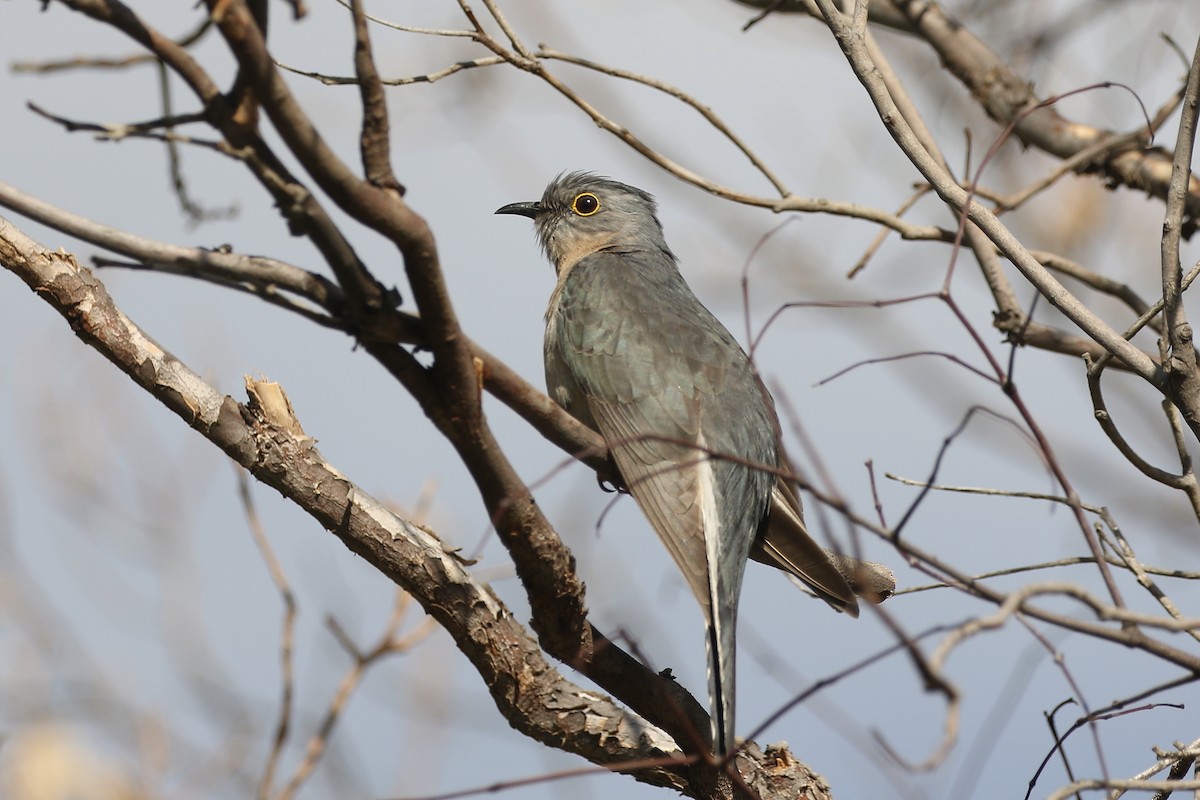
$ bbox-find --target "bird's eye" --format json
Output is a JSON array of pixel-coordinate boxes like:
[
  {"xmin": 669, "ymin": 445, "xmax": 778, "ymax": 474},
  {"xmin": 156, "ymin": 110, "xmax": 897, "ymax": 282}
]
[{"xmin": 571, "ymin": 192, "xmax": 600, "ymax": 216}]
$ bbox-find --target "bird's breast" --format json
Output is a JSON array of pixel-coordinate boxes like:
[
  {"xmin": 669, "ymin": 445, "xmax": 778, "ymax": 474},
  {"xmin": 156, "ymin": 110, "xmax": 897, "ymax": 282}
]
[{"xmin": 543, "ymin": 294, "xmax": 593, "ymax": 426}]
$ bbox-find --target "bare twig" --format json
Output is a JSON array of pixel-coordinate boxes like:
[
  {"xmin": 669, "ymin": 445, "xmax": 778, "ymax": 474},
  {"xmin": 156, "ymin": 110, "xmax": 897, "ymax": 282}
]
[
  {"xmin": 537, "ymin": 47, "xmax": 790, "ymax": 197},
  {"xmin": 10, "ymin": 14, "xmax": 213, "ymax": 73},
  {"xmin": 276, "ymin": 55, "xmax": 505, "ymax": 86},
  {"xmin": 236, "ymin": 471, "xmax": 298, "ymax": 800},
  {"xmin": 328, "ymin": 0, "xmax": 474, "ymax": 37},
  {"xmin": 277, "ymin": 596, "xmax": 436, "ymax": 800},
  {"xmin": 0, "ymin": 179, "xmax": 344, "ymax": 315},
  {"xmin": 350, "ymin": 0, "xmax": 402, "ymax": 195}
]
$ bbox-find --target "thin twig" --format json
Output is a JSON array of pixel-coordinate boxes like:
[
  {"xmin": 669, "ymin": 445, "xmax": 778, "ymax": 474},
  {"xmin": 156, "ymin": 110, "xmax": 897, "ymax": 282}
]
[
  {"xmin": 276, "ymin": 55, "xmax": 505, "ymax": 86},
  {"xmin": 537, "ymin": 47, "xmax": 790, "ymax": 197},
  {"xmin": 236, "ymin": 471, "xmax": 297, "ymax": 800}
]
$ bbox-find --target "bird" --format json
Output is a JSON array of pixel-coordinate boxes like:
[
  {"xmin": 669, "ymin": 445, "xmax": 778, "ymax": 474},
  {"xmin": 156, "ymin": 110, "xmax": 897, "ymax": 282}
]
[{"xmin": 496, "ymin": 172, "xmax": 890, "ymax": 755}]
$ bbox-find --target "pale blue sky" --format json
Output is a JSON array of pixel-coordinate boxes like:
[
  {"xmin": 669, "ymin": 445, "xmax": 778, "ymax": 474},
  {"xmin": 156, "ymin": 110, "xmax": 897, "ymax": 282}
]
[{"xmin": 3, "ymin": 3, "xmax": 1200, "ymax": 799}]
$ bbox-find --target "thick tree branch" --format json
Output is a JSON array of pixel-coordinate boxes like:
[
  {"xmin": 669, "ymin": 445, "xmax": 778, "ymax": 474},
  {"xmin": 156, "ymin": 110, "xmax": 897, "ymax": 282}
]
[
  {"xmin": 744, "ymin": 0, "xmax": 1200, "ymax": 231},
  {"xmin": 1160, "ymin": 38, "xmax": 1200, "ymax": 435},
  {"xmin": 0, "ymin": 216, "xmax": 703, "ymax": 792}
]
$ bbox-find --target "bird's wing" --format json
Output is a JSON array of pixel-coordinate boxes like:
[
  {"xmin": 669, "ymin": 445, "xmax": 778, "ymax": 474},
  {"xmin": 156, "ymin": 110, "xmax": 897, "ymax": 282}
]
[{"xmin": 586, "ymin": 389, "xmax": 715, "ymax": 613}]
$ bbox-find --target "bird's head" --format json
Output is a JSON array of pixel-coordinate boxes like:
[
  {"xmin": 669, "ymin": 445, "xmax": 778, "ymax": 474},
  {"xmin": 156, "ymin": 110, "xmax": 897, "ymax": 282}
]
[{"xmin": 496, "ymin": 172, "xmax": 672, "ymax": 274}]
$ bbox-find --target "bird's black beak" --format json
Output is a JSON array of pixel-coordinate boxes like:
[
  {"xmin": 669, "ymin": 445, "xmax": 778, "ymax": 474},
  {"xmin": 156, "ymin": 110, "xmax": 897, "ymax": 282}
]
[{"xmin": 495, "ymin": 201, "xmax": 541, "ymax": 219}]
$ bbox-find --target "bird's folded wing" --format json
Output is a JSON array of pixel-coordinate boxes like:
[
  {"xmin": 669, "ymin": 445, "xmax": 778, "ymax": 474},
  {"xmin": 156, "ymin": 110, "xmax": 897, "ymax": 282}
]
[{"xmin": 586, "ymin": 392, "xmax": 716, "ymax": 616}]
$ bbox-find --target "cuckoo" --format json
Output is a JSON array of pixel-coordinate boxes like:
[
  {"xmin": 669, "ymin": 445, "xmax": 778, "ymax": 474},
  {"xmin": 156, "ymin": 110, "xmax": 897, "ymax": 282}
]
[{"xmin": 497, "ymin": 172, "xmax": 892, "ymax": 754}]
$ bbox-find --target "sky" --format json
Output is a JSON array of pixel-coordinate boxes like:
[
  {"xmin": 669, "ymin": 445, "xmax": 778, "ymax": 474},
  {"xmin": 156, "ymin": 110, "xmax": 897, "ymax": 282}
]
[{"xmin": 3, "ymin": 2, "xmax": 1200, "ymax": 799}]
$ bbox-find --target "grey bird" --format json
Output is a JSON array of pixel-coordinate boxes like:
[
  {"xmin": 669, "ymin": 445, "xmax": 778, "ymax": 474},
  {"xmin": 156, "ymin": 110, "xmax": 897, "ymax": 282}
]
[{"xmin": 497, "ymin": 172, "xmax": 891, "ymax": 754}]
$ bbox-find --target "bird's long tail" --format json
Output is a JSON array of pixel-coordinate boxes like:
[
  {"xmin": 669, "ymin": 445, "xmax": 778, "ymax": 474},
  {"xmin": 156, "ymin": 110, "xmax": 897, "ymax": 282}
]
[{"xmin": 706, "ymin": 613, "xmax": 737, "ymax": 755}]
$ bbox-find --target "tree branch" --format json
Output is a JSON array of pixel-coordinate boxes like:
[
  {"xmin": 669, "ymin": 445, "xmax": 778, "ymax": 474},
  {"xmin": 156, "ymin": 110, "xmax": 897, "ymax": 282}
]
[{"xmin": 1160, "ymin": 37, "xmax": 1200, "ymax": 436}]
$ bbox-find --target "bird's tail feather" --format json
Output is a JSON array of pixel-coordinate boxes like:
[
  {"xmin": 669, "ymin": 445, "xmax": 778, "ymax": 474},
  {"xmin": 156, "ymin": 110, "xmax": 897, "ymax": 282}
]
[
  {"xmin": 754, "ymin": 481, "xmax": 863, "ymax": 615},
  {"xmin": 706, "ymin": 617, "xmax": 737, "ymax": 755}
]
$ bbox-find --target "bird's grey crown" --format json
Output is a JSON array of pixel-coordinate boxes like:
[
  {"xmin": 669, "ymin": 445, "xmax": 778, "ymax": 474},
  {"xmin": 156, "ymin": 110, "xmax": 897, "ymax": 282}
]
[{"xmin": 539, "ymin": 171, "xmax": 660, "ymax": 218}]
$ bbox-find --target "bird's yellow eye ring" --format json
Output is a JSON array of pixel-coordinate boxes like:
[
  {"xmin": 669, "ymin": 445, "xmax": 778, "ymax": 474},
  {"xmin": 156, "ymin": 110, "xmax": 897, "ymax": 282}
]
[{"xmin": 571, "ymin": 192, "xmax": 600, "ymax": 216}]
